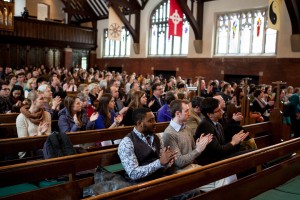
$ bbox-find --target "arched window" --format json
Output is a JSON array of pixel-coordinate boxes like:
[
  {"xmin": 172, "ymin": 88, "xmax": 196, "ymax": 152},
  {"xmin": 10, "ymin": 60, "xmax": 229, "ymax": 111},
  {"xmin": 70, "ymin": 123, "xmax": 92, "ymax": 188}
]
[
  {"xmin": 149, "ymin": 0, "xmax": 189, "ymax": 56},
  {"xmin": 215, "ymin": 8, "xmax": 277, "ymax": 55},
  {"xmin": 103, "ymin": 28, "xmax": 131, "ymax": 57}
]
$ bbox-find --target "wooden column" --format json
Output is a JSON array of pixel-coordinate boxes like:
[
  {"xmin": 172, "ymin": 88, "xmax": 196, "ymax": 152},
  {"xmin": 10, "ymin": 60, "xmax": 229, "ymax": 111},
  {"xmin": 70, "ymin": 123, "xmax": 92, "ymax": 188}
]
[
  {"xmin": 270, "ymin": 81, "xmax": 287, "ymax": 143},
  {"xmin": 64, "ymin": 47, "xmax": 72, "ymax": 68},
  {"xmin": 196, "ymin": 76, "xmax": 205, "ymax": 96},
  {"xmin": 241, "ymin": 77, "xmax": 250, "ymax": 125}
]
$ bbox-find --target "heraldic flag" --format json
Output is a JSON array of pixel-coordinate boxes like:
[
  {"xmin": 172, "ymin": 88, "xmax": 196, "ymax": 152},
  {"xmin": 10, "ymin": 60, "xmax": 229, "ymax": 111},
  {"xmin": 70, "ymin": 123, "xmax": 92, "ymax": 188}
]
[
  {"xmin": 108, "ymin": 7, "xmax": 123, "ymax": 41},
  {"xmin": 267, "ymin": 0, "xmax": 282, "ymax": 31},
  {"xmin": 168, "ymin": 0, "xmax": 183, "ymax": 37}
]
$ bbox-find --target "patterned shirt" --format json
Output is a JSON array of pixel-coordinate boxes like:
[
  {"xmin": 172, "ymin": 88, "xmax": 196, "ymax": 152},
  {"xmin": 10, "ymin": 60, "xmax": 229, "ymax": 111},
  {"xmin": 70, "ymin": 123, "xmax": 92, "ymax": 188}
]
[{"xmin": 118, "ymin": 127, "xmax": 164, "ymax": 181}]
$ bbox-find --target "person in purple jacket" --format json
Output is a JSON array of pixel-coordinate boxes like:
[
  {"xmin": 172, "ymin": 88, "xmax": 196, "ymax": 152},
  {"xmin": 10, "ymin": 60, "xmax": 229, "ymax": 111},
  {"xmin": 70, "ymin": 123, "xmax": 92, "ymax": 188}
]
[{"xmin": 157, "ymin": 91, "xmax": 177, "ymax": 122}]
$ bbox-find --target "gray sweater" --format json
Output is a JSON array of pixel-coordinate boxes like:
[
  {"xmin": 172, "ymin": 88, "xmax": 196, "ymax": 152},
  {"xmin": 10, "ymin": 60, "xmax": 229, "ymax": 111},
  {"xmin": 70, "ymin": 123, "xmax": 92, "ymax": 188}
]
[{"xmin": 162, "ymin": 124, "xmax": 201, "ymax": 171}]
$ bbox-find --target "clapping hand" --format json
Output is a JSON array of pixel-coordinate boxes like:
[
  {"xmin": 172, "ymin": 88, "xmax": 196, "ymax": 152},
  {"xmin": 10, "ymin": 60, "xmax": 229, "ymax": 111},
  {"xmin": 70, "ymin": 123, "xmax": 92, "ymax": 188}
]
[
  {"xmin": 231, "ymin": 130, "xmax": 249, "ymax": 146},
  {"xmin": 89, "ymin": 112, "xmax": 99, "ymax": 122},
  {"xmin": 160, "ymin": 146, "xmax": 177, "ymax": 167},
  {"xmin": 52, "ymin": 96, "xmax": 62, "ymax": 110},
  {"xmin": 148, "ymin": 100, "xmax": 155, "ymax": 108},
  {"xmin": 233, "ymin": 112, "xmax": 243, "ymax": 122},
  {"xmin": 38, "ymin": 122, "xmax": 49, "ymax": 135},
  {"xmin": 195, "ymin": 134, "xmax": 213, "ymax": 153},
  {"xmin": 114, "ymin": 114, "xmax": 123, "ymax": 125}
]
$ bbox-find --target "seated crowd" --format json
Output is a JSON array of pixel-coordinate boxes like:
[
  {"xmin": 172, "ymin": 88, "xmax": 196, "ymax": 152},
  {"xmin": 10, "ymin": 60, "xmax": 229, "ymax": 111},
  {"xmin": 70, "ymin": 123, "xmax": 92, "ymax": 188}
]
[{"xmin": 0, "ymin": 65, "xmax": 299, "ymax": 198}]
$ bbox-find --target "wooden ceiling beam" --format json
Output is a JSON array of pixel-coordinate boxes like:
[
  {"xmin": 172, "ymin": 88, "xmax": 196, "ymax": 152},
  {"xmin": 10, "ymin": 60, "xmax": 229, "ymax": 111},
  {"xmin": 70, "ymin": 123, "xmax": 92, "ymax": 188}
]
[
  {"xmin": 285, "ymin": 0, "xmax": 300, "ymax": 34},
  {"xmin": 110, "ymin": 2, "xmax": 140, "ymax": 44},
  {"xmin": 176, "ymin": 0, "xmax": 202, "ymax": 40},
  {"xmin": 108, "ymin": 0, "xmax": 141, "ymax": 12}
]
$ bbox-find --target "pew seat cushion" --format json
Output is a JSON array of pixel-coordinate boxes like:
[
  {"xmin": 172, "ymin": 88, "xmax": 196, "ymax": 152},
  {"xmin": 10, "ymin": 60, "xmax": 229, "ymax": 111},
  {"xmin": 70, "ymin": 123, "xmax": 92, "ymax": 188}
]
[
  {"xmin": 38, "ymin": 180, "xmax": 67, "ymax": 188},
  {"xmin": 0, "ymin": 183, "xmax": 39, "ymax": 197},
  {"xmin": 252, "ymin": 175, "xmax": 300, "ymax": 200},
  {"xmin": 104, "ymin": 163, "xmax": 124, "ymax": 173},
  {"xmin": 275, "ymin": 174, "xmax": 300, "ymax": 195}
]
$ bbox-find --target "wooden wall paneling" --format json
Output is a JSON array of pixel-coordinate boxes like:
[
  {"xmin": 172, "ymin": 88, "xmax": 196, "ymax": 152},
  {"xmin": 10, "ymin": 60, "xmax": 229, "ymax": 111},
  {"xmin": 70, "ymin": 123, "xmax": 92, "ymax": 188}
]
[{"xmin": 97, "ymin": 58, "xmax": 300, "ymax": 87}]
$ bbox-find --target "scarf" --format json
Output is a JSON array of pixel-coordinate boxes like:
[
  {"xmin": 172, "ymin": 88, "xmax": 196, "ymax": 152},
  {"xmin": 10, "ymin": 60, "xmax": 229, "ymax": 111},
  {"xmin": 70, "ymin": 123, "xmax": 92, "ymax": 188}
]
[
  {"xmin": 20, "ymin": 105, "xmax": 44, "ymax": 125},
  {"xmin": 254, "ymin": 97, "xmax": 267, "ymax": 109}
]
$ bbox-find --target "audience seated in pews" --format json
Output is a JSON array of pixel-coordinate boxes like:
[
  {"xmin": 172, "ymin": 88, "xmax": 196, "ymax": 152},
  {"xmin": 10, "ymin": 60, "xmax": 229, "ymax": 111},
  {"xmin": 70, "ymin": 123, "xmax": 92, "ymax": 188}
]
[
  {"xmin": 186, "ymin": 96, "xmax": 204, "ymax": 135},
  {"xmin": 156, "ymin": 91, "xmax": 176, "ymax": 123},
  {"xmin": 163, "ymin": 99, "xmax": 236, "ymax": 192},
  {"xmin": 58, "ymin": 96, "xmax": 98, "ymax": 133},
  {"xmin": 252, "ymin": 89, "xmax": 274, "ymax": 121},
  {"xmin": 24, "ymin": 78, "xmax": 37, "ymax": 98},
  {"xmin": 195, "ymin": 97, "xmax": 249, "ymax": 165},
  {"xmin": 118, "ymin": 107, "xmax": 176, "ymax": 182},
  {"xmin": 122, "ymin": 91, "xmax": 153, "ymax": 126},
  {"xmin": 38, "ymin": 84, "xmax": 61, "ymax": 120},
  {"xmin": 148, "ymin": 83, "xmax": 164, "ymax": 112},
  {"xmin": 0, "ymin": 81, "xmax": 12, "ymax": 114},
  {"xmin": 9, "ymin": 85, "xmax": 25, "ymax": 113},
  {"xmin": 16, "ymin": 90, "xmax": 51, "ymax": 138}
]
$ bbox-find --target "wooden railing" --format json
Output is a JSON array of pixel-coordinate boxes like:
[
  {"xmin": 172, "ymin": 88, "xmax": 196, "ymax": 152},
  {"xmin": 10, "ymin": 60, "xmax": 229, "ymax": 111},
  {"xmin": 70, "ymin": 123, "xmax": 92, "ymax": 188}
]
[{"xmin": 0, "ymin": 17, "xmax": 96, "ymax": 49}]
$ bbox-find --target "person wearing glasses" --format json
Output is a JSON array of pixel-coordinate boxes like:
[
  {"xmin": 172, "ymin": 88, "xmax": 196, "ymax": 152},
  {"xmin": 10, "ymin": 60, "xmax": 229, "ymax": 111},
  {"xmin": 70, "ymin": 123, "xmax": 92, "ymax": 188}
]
[
  {"xmin": 148, "ymin": 83, "xmax": 164, "ymax": 112},
  {"xmin": 0, "ymin": 81, "xmax": 12, "ymax": 114},
  {"xmin": 195, "ymin": 97, "xmax": 249, "ymax": 165}
]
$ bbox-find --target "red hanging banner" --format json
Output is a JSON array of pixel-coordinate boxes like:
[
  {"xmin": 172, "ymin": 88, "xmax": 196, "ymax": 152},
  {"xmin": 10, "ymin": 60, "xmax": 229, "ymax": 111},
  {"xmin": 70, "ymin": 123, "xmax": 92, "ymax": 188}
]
[{"xmin": 168, "ymin": 0, "xmax": 183, "ymax": 37}]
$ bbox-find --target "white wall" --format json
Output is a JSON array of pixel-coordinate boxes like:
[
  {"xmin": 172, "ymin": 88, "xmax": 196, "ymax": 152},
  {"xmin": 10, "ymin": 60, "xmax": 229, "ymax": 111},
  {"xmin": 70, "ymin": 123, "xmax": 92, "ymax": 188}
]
[
  {"xmin": 96, "ymin": 0, "xmax": 300, "ymax": 59},
  {"xmin": 14, "ymin": 0, "xmax": 26, "ymax": 17}
]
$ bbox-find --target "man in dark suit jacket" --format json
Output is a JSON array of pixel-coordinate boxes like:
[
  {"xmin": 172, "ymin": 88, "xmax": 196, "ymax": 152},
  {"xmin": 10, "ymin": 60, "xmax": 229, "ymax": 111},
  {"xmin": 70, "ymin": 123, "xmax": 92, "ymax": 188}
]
[
  {"xmin": 148, "ymin": 83, "xmax": 164, "ymax": 112},
  {"xmin": 195, "ymin": 97, "xmax": 249, "ymax": 165}
]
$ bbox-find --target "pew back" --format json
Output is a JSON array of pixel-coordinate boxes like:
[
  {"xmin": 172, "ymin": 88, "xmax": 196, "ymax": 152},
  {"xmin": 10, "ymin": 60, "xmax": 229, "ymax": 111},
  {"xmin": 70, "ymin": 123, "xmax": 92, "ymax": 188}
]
[
  {"xmin": 0, "ymin": 113, "xmax": 19, "ymax": 124},
  {"xmin": 84, "ymin": 138, "xmax": 300, "ymax": 200},
  {"xmin": 0, "ymin": 120, "xmax": 59, "ymax": 139},
  {"xmin": 0, "ymin": 121, "xmax": 287, "ymax": 199}
]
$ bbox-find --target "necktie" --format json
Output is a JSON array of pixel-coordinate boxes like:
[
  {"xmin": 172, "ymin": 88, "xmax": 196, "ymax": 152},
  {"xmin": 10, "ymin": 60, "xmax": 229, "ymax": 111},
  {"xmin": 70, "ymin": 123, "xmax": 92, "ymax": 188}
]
[
  {"xmin": 146, "ymin": 136, "xmax": 152, "ymax": 146},
  {"xmin": 157, "ymin": 97, "xmax": 162, "ymax": 106},
  {"xmin": 216, "ymin": 122, "xmax": 225, "ymax": 144}
]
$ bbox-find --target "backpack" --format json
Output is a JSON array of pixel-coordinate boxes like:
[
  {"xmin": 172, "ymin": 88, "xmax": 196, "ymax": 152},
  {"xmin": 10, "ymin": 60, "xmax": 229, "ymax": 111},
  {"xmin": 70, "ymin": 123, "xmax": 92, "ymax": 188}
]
[{"xmin": 43, "ymin": 131, "xmax": 76, "ymax": 159}]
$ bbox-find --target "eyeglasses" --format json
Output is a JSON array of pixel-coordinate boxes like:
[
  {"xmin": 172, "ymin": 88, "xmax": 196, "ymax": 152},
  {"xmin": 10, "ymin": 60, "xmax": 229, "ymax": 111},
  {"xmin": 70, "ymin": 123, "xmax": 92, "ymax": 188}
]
[{"xmin": 1, "ymin": 88, "xmax": 10, "ymax": 91}]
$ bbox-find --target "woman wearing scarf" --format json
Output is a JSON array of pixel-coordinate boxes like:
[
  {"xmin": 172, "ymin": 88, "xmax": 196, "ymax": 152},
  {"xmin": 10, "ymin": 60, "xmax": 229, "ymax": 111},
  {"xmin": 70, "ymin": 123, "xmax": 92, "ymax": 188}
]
[
  {"xmin": 16, "ymin": 90, "xmax": 51, "ymax": 137},
  {"xmin": 251, "ymin": 89, "xmax": 274, "ymax": 121}
]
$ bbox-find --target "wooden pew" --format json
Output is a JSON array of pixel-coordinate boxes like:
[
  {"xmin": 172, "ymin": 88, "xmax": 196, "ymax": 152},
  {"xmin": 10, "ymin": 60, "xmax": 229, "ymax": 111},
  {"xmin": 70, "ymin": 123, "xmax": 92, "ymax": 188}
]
[
  {"xmin": 0, "ymin": 113, "xmax": 19, "ymax": 124},
  {"xmin": 0, "ymin": 121, "xmax": 272, "ymax": 166},
  {"xmin": 0, "ymin": 120, "xmax": 59, "ymax": 139},
  {"xmin": 0, "ymin": 123, "xmax": 17, "ymax": 139},
  {"xmin": 0, "ymin": 122, "xmax": 169, "ymax": 166},
  {"xmin": 66, "ymin": 91, "xmax": 79, "ymax": 98},
  {"xmin": 82, "ymin": 138, "xmax": 300, "ymax": 200},
  {"xmin": 0, "ymin": 148, "xmax": 120, "ymax": 188},
  {"xmin": 2, "ymin": 136, "xmax": 299, "ymax": 200}
]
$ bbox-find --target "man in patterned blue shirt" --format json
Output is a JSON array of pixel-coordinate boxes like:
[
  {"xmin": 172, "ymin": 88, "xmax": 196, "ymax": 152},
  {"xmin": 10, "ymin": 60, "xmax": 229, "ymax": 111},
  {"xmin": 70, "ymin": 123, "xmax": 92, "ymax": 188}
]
[{"xmin": 118, "ymin": 107, "xmax": 177, "ymax": 182}]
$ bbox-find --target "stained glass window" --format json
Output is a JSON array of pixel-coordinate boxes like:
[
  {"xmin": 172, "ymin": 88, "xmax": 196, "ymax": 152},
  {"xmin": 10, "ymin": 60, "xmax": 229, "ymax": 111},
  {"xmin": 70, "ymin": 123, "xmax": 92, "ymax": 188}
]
[
  {"xmin": 103, "ymin": 28, "xmax": 131, "ymax": 57},
  {"xmin": 215, "ymin": 8, "xmax": 277, "ymax": 55},
  {"xmin": 149, "ymin": 0, "xmax": 189, "ymax": 56}
]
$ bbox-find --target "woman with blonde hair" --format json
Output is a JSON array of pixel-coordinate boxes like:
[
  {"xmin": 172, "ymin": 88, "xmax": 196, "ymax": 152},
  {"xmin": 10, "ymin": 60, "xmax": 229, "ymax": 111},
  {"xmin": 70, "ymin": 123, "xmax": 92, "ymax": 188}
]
[
  {"xmin": 24, "ymin": 78, "xmax": 37, "ymax": 98},
  {"xmin": 16, "ymin": 90, "xmax": 51, "ymax": 138}
]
